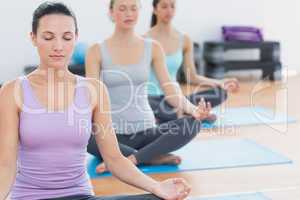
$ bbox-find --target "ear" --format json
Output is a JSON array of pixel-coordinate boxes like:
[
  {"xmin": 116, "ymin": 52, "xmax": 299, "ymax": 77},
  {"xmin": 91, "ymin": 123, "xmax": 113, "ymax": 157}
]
[{"xmin": 30, "ymin": 32, "xmax": 37, "ymax": 47}]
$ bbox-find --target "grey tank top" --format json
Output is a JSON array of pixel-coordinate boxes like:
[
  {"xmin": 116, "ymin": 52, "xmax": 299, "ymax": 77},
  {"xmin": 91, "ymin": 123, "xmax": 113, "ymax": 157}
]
[{"xmin": 99, "ymin": 39, "xmax": 156, "ymax": 135}]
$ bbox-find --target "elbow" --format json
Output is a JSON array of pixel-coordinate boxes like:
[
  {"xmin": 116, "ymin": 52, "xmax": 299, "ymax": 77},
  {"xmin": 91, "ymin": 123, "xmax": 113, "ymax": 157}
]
[
  {"xmin": 103, "ymin": 154, "xmax": 126, "ymax": 172},
  {"xmin": 186, "ymin": 74, "xmax": 197, "ymax": 84}
]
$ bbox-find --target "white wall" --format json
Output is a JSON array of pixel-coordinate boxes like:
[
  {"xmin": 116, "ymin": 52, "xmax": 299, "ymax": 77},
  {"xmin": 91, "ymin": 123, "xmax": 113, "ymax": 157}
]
[
  {"xmin": 263, "ymin": 1, "xmax": 300, "ymax": 69},
  {"xmin": 0, "ymin": 0, "xmax": 297, "ymax": 82}
]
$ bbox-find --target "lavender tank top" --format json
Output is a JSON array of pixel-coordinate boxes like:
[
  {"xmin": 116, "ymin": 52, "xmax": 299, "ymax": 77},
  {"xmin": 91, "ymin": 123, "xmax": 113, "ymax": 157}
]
[{"xmin": 10, "ymin": 75, "xmax": 93, "ymax": 200}]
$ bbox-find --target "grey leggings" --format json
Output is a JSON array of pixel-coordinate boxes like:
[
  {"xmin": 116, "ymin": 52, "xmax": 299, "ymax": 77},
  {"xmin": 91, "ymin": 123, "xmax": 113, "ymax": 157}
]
[
  {"xmin": 148, "ymin": 87, "xmax": 228, "ymax": 123},
  {"xmin": 45, "ymin": 194, "xmax": 161, "ymax": 200},
  {"xmin": 87, "ymin": 116, "xmax": 201, "ymax": 164}
]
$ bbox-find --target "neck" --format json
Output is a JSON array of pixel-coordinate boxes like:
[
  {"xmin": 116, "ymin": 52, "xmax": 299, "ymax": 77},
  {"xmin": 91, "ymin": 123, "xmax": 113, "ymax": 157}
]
[
  {"xmin": 154, "ymin": 21, "xmax": 173, "ymax": 35},
  {"xmin": 112, "ymin": 27, "xmax": 137, "ymax": 44},
  {"xmin": 35, "ymin": 65, "xmax": 73, "ymax": 83}
]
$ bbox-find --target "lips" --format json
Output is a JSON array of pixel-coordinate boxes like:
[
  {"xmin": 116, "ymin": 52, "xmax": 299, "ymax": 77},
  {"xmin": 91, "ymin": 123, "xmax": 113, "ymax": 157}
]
[
  {"xmin": 49, "ymin": 55, "xmax": 65, "ymax": 61},
  {"xmin": 124, "ymin": 19, "xmax": 134, "ymax": 24},
  {"xmin": 49, "ymin": 55, "xmax": 64, "ymax": 58}
]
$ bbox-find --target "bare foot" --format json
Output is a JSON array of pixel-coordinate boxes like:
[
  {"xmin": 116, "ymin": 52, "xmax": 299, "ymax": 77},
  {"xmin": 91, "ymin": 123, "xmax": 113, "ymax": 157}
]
[
  {"xmin": 96, "ymin": 162, "xmax": 107, "ymax": 174},
  {"xmin": 96, "ymin": 155, "xmax": 137, "ymax": 174},
  {"xmin": 148, "ymin": 154, "xmax": 182, "ymax": 165}
]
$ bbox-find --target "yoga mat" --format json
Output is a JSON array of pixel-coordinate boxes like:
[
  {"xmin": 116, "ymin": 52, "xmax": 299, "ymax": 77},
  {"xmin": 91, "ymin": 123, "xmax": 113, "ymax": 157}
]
[
  {"xmin": 87, "ymin": 138, "xmax": 292, "ymax": 178},
  {"xmin": 202, "ymin": 106, "xmax": 296, "ymax": 129},
  {"xmin": 190, "ymin": 192, "xmax": 271, "ymax": 200}
]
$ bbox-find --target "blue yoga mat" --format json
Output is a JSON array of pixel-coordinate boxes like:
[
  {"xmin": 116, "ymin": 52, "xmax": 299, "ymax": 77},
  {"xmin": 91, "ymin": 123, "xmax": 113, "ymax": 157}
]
[
  {"xmin": 201, "ymin": 106, "xmax": 297, "ymax": 129},
  {"xmin": 87, "ymin": 139, "xmax": 292, "ymax": 178},
  {"xmin": 190, "ymin": 192, "xmax": 271, "ymax": 200}
]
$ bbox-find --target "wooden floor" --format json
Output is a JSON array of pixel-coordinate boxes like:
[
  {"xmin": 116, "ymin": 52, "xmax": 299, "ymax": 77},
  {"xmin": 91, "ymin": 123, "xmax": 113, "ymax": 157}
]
[{"xmin": 91, "ymin": 75, "xmax": 300, "ymax": 199}]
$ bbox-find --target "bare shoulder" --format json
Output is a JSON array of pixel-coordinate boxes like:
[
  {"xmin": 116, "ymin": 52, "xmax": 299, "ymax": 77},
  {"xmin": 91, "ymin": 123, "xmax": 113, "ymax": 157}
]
[
  {"xmin": 149, "ymin": 39, "xmax": 165, "ymax": 62},
  {"xmin": 0, "ymin": 79, "xmax": 21, "ymax": 99},
  {"xmin": 182, "ymin": 33, "xmax": 193, "ymax": 50},
  {"xmin": 87, "ymin": 43, "xmax": 101, "ymax": 59},
  {"xmin": 0, "ymin": 78, "xmax": 22, "ymax": 111},
  {"xmin": 151, "ymin": 39, "xmax": 163, "ymax": 52}
]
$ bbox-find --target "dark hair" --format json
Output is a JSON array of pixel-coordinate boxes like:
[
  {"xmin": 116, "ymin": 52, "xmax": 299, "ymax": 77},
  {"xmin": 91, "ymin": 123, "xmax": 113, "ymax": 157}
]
[
  {"xmin": 151, "ymin": 0, "xmax": 160, "ymax": 27},
  {"xmin": 32, "ymin": 1, "xmax": 78, "ymax": 34},
  {"xmin": 110, "ymin": 0, "xmax": 115, "ymax": 10}
]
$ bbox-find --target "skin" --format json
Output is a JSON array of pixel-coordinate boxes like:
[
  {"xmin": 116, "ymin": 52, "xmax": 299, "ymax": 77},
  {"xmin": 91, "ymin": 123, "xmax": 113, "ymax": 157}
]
[
  {"xmin": 147, "ymin": 0, "xmax": 240, "ymax": 92},
  {"xmin": 85, "ymin": 0, "xmax": 212, "ymax": 194},
  {"xmin": 0, "ymin": 13, "xmax": 190, "ymax": 200}
]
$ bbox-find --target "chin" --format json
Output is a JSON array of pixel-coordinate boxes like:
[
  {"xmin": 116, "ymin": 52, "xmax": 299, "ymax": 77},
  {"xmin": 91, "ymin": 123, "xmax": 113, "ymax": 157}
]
[
  {"xmin": 163, "ymin": 17, "xmax": 173, "ymax": 23},
  {"xmin": 48, "ymin": 62, "xmax": 68, "ymax": 70},
  {"xmin": 121, "ymin": 23, "xmax": 136, "ymax": 29},
  {"xmin": 164, "ymin": 20, "xmax": 172, "ymax": 24}
]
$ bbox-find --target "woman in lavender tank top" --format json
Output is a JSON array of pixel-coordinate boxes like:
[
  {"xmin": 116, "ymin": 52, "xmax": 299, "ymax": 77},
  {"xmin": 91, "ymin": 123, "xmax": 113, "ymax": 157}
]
[{"xmin": 0, "ymin": 2, "xmax": 192, "ymax": 200}]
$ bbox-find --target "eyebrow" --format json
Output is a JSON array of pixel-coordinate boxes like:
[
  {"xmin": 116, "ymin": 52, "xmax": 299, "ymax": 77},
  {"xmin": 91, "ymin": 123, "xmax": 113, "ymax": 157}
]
[
  {"xmin": 118, "ymin": 4, "xmax": 137, "ymax": 7},
  {"xmin": 42, "ymin": 31, "xmax": 54, "ymax": 35},
  {"xmin": 41, "ymin": 31, "xmax": 74, "ymax": 35}
]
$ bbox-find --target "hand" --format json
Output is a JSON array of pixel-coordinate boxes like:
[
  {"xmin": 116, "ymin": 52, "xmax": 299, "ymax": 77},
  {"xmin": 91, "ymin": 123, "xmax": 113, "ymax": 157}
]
[
  {"xmin": 191, "ymin": 98, "xmax": 212, "ymax": 121},
  {"xmin": 153, "ymin": 178, "xmax": 191, "ymax": 200},
  {"xmin": 221, "ymin": 78, "xmax": 239, "ymax": 93}
]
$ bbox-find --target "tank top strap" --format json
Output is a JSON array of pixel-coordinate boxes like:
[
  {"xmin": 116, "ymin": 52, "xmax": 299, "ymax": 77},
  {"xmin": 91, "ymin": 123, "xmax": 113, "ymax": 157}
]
[
  {"xmin": 73, "ymin": 75, "xmax": 91, "ymax": 110},
  {"xmin": 18, "ymin": 76, "xmax": 43, "ymax": 110},
  {"xmin": 178, "ymin": 32, "xmax": 185, "ymax": 50},
  {"xmin": 98, "ymin": 40, "xmax": 113, "ymax": 67},
  {"xmin": 143, "ymin": 38, "xmax": 153, "ymax": 64}
]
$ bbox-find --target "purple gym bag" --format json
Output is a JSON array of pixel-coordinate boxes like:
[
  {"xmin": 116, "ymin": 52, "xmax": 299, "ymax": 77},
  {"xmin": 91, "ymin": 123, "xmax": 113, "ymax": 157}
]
[{"xmin": 222, "ymin": 26, "xmax": 264, "ymax": 42}]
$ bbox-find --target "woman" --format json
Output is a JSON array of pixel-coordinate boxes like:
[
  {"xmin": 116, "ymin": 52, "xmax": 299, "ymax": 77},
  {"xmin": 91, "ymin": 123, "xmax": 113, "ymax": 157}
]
[
  {"xmin": 86, "ymin": 0, "xmax": 212, "ymax": 174},
  {"xmin": 146, "ymin": 0, "xmax": 239, "ymax": 123},
  {"xmin": 0, "ymin": 2, "xmax": 191, "ymax": 200}
]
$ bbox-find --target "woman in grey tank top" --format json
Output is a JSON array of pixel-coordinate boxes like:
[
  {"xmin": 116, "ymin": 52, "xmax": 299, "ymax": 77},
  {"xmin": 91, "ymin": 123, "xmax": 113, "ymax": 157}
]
[
  {"xmin": 146, "ymin": 0, "xmax": 240, "ymax": 124},
  {"xmin": 86, "ymin": 0, "xmax": 213, "ymax": 175}
]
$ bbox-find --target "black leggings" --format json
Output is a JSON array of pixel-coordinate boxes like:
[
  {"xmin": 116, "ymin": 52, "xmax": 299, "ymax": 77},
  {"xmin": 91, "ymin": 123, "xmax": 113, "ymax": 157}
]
[
  {"xmin": 86, "ymin": 88, "xmax": 222, "ymax": 164},
  {"xmin": 148, "ymin": 87, "xmax": 228, "ymax": 123},
  {"xmin": 87, "ymin": 116, "xmax": 201, "ymax": 164},
  {"xmin": 45, "ymin": 194, "xmax": 161, "ymax": 200}
]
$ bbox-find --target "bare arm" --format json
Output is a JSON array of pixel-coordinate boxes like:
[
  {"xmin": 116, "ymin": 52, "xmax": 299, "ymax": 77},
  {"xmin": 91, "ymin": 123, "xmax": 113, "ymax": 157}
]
[
  {"xmin": 151, "ymin": 40, "xmax": 198, "ymax": 115},
  {"xmin": 182, "ymin": 35, "xmax": 239, "ymax": 92},
  {"xmin": 89, "ymin": 80, "xmax": 159, "ymax": 194},
  {"xmin": 182, "ymin": 35, "xmax": 221, "ymax": 86},
  {"xmin": 85, "ymin": 44, "xmax": 101, "ymax": 80},
  {"xmin": 0, "ymin": 81, "xmax": 20, "ymax": 199}
]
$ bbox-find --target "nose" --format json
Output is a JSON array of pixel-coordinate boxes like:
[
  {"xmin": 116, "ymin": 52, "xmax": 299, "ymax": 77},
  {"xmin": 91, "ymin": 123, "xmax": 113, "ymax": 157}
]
[
  {"xmin": 125, "ymin": 7, "xmax": 135, "ymax": 17},
  {"xmin": 53, "ymin": 38, "xmax": 63, "ymax": 52}
]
